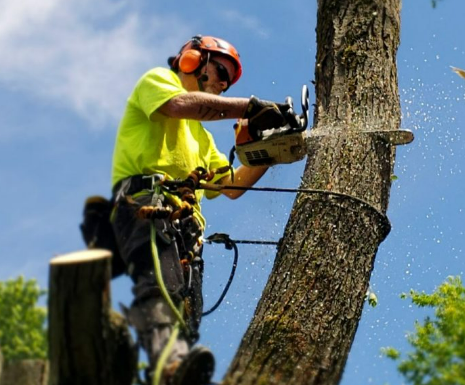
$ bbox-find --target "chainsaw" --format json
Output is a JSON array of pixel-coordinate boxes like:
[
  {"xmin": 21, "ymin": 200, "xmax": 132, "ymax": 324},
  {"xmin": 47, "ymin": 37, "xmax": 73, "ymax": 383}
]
[{"xmin": 232, "ymin": 85, "xmax": 310, "ymax": 167}]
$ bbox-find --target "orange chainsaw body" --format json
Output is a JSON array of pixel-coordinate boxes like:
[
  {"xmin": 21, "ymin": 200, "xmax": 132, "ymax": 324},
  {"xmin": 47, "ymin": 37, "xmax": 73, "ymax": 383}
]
[{"xmin": 234, "ymin": 119, "xmax": 307, "ymax": 167}]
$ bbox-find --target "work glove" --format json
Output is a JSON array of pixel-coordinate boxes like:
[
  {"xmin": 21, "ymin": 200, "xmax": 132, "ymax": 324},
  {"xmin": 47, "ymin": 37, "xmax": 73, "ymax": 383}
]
[
  {"xmin": 243, "ymin": 97, "xmax": 288, "ymax": 139},
  {"xmin": 277, "ymin": 102, "xmax": 302, "ymax": 129}
]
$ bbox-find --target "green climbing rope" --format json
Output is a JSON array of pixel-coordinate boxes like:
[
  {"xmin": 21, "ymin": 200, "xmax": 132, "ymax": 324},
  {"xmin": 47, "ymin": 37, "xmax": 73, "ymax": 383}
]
[
  {"xmin": 150, "ymin": 221, "xmax": 188, "ymax": 385},
  {"xmin": 150, "ymin": 222, "xmax": 186, "ymax": 330}
]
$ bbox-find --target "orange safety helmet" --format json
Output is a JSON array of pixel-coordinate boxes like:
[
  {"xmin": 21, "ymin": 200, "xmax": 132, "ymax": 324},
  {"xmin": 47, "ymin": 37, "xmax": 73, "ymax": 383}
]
[{"xmin": 169, "ymin": 35, "xmax": 242, "ymax": 85}]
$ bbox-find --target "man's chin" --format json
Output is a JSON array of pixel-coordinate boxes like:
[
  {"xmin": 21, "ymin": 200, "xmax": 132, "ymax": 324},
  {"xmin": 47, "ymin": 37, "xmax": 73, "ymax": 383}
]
[{"xmin": 203, "ymin": 86, "xmax": 222, "ymax": 95}]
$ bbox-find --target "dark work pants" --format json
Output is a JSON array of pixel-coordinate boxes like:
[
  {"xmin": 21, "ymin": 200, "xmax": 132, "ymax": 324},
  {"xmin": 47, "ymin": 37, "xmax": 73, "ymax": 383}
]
[{"xmin": 111, "ymin": 192, "xmax": 204, "ymax": 379}]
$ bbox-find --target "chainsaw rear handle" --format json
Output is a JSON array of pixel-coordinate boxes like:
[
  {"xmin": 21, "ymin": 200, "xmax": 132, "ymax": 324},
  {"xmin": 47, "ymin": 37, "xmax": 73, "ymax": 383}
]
[
  {"xmin": 281, "ymin": 85, "xmax": 309, "ymax": 132},
  {"xmin": 300, "ymin": 84, "xmax": 309, "ymax": 130}
]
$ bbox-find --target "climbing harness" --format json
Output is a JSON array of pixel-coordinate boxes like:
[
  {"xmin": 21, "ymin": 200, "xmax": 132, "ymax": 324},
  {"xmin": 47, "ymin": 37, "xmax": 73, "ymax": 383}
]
[
  {"xmin": 145, "ymin": 166, "xmax": 390, "ymax": 319},
  {"xmin": 125, "ymin": 165, "xmax": 393, "ymax": 328},
  {"xmin": 138, "ymin": 168, "xmax": 282, "ymax": 319}
]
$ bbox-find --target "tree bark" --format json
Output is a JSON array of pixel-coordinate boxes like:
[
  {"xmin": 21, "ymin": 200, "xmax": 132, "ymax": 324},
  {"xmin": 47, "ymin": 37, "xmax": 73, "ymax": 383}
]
[
  {"xmin": 223, "ymin": 1, "xmax": 403, "ymax": 384},
  {"xmin": 48, "ymin": 250, "xmax": 137, "ymax": 385}
]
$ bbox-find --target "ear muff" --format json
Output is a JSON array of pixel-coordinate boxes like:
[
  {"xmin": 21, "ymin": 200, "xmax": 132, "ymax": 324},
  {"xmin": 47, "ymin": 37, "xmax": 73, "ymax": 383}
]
[{"xmin": 179, "ymin": 49, "xmax": 202, "ymax": 74}]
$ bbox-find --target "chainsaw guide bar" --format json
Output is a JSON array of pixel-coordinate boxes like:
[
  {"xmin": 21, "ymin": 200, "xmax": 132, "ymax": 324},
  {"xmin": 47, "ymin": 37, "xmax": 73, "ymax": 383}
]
[{"xmin": 307, "ymin": 129, "xmax": 414, "ymax": 146}]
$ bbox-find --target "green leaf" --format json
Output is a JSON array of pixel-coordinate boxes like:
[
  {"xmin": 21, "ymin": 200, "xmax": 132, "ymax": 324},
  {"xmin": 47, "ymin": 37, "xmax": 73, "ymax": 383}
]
[{"xmin": 381, "ymin": 347, "xmax": 401, "ymax": 360}]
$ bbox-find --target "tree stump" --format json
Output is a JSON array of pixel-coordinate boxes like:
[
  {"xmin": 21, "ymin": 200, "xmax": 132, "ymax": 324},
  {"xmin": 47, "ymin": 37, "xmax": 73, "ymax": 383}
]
[
  {"xmin": 0, "ymin": 360, "xmax": 48, "ymax": 385},
  {"xmin": 0, "ymin": 347, "xmax": 3, "ymax": 382},
  {"xmin": 48, "ymin": 250, "xmax": 136, "ymax": 385}
]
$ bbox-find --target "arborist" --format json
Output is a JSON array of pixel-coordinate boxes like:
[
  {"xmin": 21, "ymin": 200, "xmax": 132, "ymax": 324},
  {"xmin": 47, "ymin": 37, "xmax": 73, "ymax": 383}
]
[{"xmin": 110, "ymin": 35, "xmax": 298, "ymax": 385}]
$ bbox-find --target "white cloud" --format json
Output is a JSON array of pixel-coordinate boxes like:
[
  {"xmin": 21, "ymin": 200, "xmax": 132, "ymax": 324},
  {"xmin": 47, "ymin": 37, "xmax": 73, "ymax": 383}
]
[
  {"xmin": 220, "ymin": 9, "xmax": 270, "ymax": 39},
  {"xmin": 0, "ymin": 0, "xmax": 192, "ymax": 128}
]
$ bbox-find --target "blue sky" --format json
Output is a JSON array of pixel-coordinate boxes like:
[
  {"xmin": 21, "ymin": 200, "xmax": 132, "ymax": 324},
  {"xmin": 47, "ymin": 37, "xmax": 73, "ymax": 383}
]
[{"xmin": 1, "ymin": 0, "xmax": 464, "ymax": 384}]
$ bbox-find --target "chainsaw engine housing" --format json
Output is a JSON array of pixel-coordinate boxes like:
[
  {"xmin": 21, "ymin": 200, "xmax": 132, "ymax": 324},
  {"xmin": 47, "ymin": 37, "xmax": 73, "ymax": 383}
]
[
  {"xmin": 234, "ymin": 120, "xmax": 307, "ymax": 167},
  {"xmin": 233, "ymin": 84, "xmax": 310, "ymax": 167}
]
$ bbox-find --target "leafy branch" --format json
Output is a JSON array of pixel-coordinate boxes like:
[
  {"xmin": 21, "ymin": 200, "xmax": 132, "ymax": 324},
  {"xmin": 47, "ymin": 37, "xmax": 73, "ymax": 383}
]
[
  {"xmin": 383, "ymin": 276, "xmax": 465, "ymax": 385},
  {"xmin": 0, "ymin": 276, "xmax": 47, "ymax": 362}
]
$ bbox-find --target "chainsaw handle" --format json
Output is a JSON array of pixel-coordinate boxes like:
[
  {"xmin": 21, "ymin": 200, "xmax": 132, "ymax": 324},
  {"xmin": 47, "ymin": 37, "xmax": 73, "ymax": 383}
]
[
  {"xmin": 282, "ymin": 85, "xmax": 309, "ymax": 131},
  {"xmin": 284, "ymin": 96, "xmax": 293, "ymax": 109},
  {"xmin": 300, "ymin": 84, "xmax": 309, "ymax": 130}
]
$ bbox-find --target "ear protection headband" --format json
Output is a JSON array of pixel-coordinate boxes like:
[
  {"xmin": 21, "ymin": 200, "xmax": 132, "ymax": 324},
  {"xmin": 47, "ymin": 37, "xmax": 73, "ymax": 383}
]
[{"xmin": 178, "ymin": 35, "xmax": 205, "ymax": 74}]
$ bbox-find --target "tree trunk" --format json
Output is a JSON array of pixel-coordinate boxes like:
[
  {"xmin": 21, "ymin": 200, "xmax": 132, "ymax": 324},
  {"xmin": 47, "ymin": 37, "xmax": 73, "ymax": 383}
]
[
  {"xmin": 48, "ymin": 250, "xmax": 137, "ymax": 385},
  {"xmin": 223, "ymin": 1, "xmax": 404, "ymax": 384}
]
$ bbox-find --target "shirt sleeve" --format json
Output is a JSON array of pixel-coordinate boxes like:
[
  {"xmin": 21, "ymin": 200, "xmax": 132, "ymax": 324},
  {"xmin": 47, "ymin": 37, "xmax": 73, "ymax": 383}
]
[{"xmin": 136, "ymin": 68, "xmax": 187, "ymax": 118}]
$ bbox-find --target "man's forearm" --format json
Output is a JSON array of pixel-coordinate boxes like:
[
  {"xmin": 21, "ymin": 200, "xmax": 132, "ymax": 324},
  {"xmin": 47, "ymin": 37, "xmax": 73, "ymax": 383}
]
[
  {"xmin": 219, "ymin": 165, "xmax": 268, "ymax": 199},
  {"xmin": 156, "ymin": 92, "xmax": 249, "ymax": 121}
]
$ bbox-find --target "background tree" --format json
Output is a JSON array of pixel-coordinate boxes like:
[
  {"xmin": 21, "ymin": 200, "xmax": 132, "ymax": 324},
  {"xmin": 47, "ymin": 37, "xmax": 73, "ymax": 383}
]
[
  {"xmin": 223, "ymin": 0, "xmax": 403, "ymax": 384},
  {"xmin": 0, "ymin": 276, "xmax": 47, "ymax": 362},
  {"xmin": 383, "ymin": 276, "xmax": 465, "ymax": 385}
]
